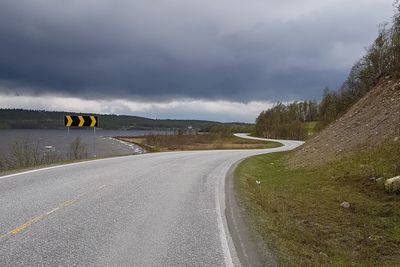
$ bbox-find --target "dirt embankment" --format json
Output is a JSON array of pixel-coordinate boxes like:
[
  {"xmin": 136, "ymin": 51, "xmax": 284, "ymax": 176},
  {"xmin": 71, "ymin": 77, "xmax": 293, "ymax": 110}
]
[{"xmin": 290, "ymin": 78, "xmax": 400, "ymax": 168}]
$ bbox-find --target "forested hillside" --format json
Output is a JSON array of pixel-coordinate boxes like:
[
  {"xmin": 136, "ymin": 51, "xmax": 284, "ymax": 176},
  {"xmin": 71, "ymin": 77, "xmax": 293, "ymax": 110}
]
[
  {"xmin": 0, "ymin": 109, "xmax": 240, "ymax": 130},
  {"xmin": 256, "ymin": 1, "xmax": 400, "ymax": 140}
]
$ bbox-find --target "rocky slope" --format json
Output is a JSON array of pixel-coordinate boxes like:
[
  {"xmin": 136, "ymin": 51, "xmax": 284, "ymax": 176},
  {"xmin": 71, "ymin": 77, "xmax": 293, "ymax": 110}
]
[{"xmin": 290, "ymin": 78, "xmax": 400, "ymax": 167}]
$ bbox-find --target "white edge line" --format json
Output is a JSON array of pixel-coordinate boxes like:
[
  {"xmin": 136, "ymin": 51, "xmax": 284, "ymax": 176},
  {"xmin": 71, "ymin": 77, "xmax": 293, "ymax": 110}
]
[
  {"xmin": 0, "ymin": 154, "xmax": 135, "ymax": 181},
  {"xmin": 216, "ymin": 163, "xmax": 235, "ymax": 267}
]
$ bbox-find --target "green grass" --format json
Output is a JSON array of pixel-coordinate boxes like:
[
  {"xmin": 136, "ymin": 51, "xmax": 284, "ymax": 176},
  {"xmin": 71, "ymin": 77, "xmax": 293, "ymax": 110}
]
[
  {"xmin": 304, "ymin": 121, "xmax": 317, "ymax": 137},
  {"xmin": 235, "ymin": 149, "xmax": 400, "ymax": 266}
]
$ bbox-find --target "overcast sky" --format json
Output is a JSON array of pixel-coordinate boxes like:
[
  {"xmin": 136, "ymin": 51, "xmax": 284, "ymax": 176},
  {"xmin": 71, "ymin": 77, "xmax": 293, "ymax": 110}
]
[{"xmin": 0, "ymin": 0, "xmax": 394, "ymax": 122}]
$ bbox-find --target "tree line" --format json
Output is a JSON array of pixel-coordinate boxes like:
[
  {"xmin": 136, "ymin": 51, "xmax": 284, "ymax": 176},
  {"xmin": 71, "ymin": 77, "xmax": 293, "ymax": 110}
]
[
  {"xmin": 0, "ymin": 109, "xmax": 223, "ymax": 130},
  {"xmin": 256, "ymin": 1, "xmax": 400, "ymax": 140},
  {"xmin": 255, "ymin": 101, "xmax": 318, "ymax": 140}
]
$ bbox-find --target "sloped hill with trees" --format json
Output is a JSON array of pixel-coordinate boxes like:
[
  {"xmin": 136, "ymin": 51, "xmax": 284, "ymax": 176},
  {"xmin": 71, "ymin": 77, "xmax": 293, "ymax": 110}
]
[
  {"xmin": 290, "ymin": 78, "xmax": 400, "ymax": 167},
  {"xmin": 289, "ymin": 1, "xmax": 400, "ymax": 167},
  {"xmin": 255, "ymin": 1, "xmax": 400, "ymax": 143}
]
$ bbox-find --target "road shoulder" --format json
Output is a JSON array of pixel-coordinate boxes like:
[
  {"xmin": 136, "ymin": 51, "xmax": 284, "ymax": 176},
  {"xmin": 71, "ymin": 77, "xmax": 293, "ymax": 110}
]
[{"xmin": 225, "ymin": 159, "xmax": 277, "ymax": 267}]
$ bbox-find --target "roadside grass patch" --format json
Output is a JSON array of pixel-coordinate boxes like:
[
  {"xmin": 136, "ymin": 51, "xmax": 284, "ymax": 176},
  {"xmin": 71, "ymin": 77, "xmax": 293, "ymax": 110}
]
[
  {"xmin": 235, "ymin": 152, "xmax": 400, "ymax": 266},
  {"xmin": 304, "ymin": 121, "xmax": 317, "ymax": 137},
  {"xmin": 118, "ymin": 134, "xmax": 281, "ymax": 152}
]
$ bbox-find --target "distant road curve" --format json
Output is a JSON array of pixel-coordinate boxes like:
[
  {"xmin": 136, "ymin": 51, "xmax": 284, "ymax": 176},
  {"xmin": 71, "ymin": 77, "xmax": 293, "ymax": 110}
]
[
  {"xmin": 234, "ymin": 133, "xmax": 304, "ymax": 148},
  {"xmin": 0, "ymin": 134, "xmax": 303, "ymax": 266}
]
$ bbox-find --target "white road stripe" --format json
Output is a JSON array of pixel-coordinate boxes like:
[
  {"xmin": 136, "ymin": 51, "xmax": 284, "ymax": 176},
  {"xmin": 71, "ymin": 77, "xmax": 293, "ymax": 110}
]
[
  {"xmin": 46, "ymin": 207, "xmax": 60, "ymax": 215},
  {"xmin": 216, "ymin": 161, "xmax": 235, "ymax": 267},
  {"xmin": 0, "ymin": 155, "xmax": 134, "ymax": 181}
]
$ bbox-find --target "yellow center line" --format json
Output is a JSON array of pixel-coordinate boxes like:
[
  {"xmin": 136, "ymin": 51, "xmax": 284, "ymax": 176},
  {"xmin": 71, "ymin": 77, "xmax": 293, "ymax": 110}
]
[
  {"xmin": 0, "ymin": 184, "xmax": 107, "ymax": 240},
  {"xmin": 9, "ymin": 214, "xmax": 46, "ymax": 235}
]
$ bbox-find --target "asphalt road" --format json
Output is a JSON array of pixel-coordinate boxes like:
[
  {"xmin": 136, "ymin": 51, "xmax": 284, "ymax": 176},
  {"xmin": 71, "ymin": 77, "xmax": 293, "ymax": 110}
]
[{"xmin": 0, "ymin": 134, "xmax": 303, "ymax": 266}]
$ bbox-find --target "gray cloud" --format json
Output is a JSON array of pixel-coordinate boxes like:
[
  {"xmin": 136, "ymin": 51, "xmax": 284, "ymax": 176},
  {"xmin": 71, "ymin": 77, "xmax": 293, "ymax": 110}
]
[{"xmin": 0, "ymin": 0, "xmax": 394, "ymax": 102}]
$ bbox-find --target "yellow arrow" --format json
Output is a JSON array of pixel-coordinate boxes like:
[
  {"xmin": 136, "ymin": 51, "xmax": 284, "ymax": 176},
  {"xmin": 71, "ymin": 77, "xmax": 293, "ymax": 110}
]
[
  {"xmin": 78, "ymin": 115, "xmax": 85, "ymax": 127},
  {"xmin": 90, "ymin": 116, "xmax": 96, "ymax": 127},
  {"xmin": 66, "ymin": 115, "xmax": 73, "ymax": 127}
]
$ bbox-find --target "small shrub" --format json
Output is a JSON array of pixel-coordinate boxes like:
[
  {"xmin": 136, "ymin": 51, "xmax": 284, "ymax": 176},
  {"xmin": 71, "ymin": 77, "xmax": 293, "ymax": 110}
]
[
  {"xmin": 0, "ymin": 154, "xmax": 5, "ymax": 172},
  {"xmin": 7, "ymin": 139, "xmax": 41, "ymax": 169},
  {"xmin": 70, "ymin": 137, "xmax": 88, "ymax": 160},
  {"xmin": 42, "ymin": 150, "xmax": 61, "ymax": 165}
]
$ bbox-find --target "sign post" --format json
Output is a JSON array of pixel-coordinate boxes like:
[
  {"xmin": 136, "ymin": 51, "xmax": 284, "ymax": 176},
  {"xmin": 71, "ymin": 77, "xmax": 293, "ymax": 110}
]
[
  {"xmin": 93, "ymin": 125, "xmax": 96, "ymax": 158},
  {"xmin": 64, "ymin": 115, "xmax": 98, "ymax": 157}
]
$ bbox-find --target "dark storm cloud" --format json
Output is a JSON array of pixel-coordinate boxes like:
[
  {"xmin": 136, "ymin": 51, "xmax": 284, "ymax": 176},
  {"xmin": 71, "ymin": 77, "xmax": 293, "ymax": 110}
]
[{"xmin": 0, "ymin": 0, "xmax": 393, "ymax": 101}]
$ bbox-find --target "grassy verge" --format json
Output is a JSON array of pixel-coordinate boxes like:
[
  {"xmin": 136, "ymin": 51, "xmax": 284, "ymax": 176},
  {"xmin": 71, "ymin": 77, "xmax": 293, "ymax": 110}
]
[
  {"xmin": 235, "ymin": 150, "xmax": 400, "ymax": 266},
  {"xmin": 304, "ymin": 121, "xmax": 317, "ymax": 137},
  {"xmin": 117, "ymin": 134, "xmax": 282, "ymax": 152}
]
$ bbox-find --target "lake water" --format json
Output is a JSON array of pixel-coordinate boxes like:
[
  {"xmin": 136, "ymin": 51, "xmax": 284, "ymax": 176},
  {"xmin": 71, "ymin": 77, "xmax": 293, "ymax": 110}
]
[{"xmin": 0, "ymin": 129, "xmax": 164, "ymax": 159}]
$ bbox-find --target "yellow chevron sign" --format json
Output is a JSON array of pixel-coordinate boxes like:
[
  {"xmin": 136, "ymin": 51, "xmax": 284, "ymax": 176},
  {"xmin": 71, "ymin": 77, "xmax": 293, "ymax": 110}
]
[
  {"xmin": 65, "ymin": 115, "xmax": 73, "ymax": 127},
  {"xmin": 78, "ymin": 116, "xmax": 84, "ymax": 127},
  {"xmin": 90, "ymin": 116, "xmax": 96, "ymax": 127},
  {"xmin": 64, "ymin": 115, "xmax": 98, "ymax": 127}
]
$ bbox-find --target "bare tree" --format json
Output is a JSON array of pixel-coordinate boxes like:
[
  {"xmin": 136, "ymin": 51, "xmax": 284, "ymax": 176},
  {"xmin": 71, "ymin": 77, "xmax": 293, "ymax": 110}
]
[{"xmin": 70, "ymin": 137, "xmax": 88, "ymax": 160}]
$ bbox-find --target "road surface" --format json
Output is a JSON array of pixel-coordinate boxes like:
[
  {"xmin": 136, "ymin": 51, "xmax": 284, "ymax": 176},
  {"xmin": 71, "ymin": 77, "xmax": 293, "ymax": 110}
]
[{"xmin": 0, "ymin": 134, "xmax": 303, "ymax": 266}]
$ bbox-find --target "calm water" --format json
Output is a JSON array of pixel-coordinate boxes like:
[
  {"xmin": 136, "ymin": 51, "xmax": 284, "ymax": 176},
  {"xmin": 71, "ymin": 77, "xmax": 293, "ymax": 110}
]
[{"xmin": 0, "ymin": 129, "xmax": 163, "ymax": 159}]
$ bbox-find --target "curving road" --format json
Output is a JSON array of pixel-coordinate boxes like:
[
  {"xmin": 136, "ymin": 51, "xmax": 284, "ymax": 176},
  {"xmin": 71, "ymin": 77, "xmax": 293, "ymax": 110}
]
[{"xmin": 0, "ymin": 134, "xmax": 303, "ymax": 266}]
